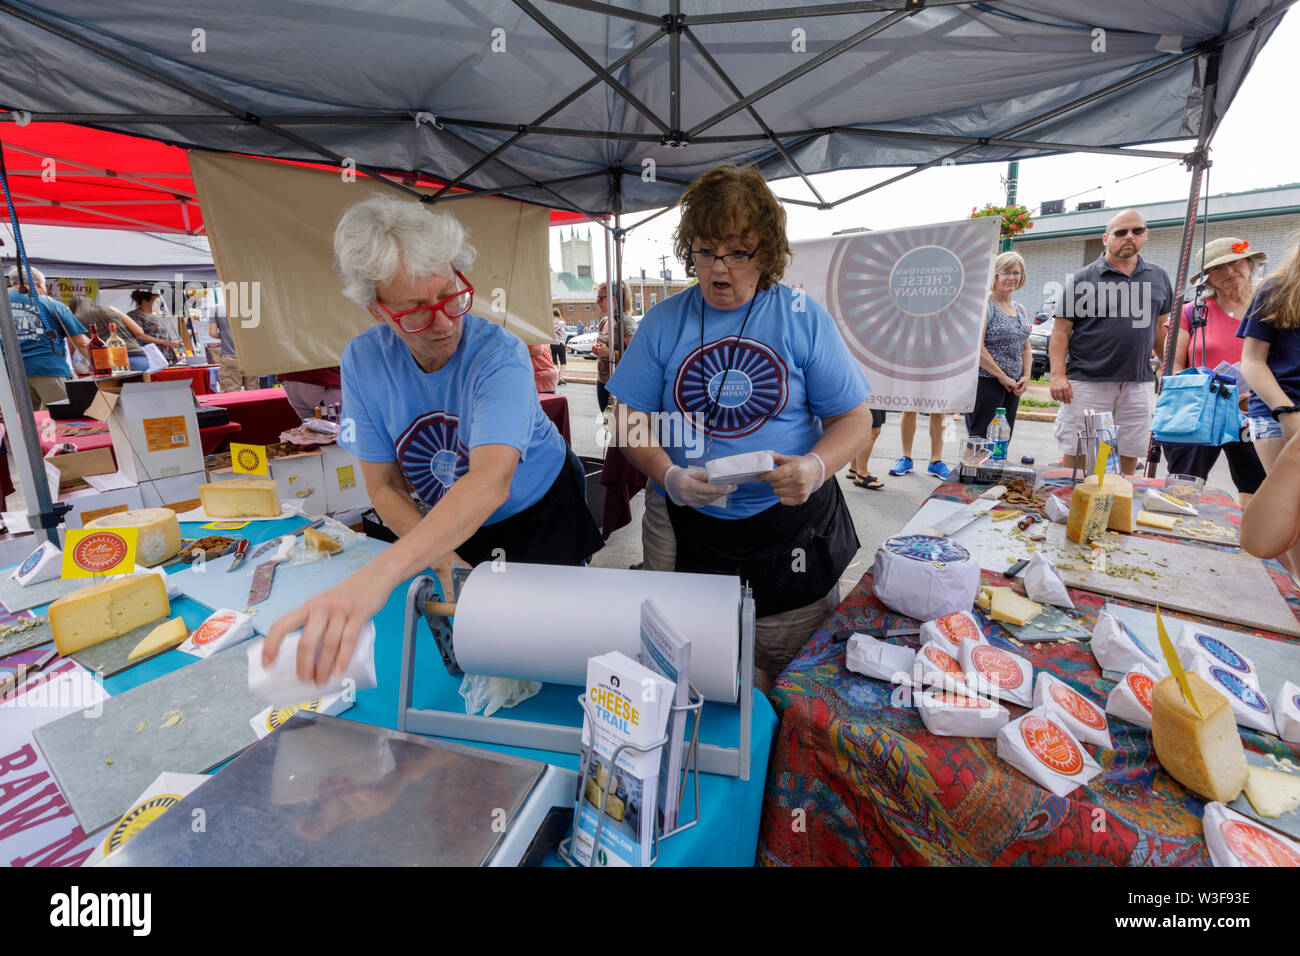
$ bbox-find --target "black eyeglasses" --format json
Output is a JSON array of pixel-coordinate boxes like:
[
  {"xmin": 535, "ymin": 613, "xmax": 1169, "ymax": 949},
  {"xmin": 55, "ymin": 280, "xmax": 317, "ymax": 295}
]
[
  {"xmin": 690, "ymin": 249, "xmax": 755, "ymax": 268},
  {"xmin": 1110, "ymin": 227, "xmax": 1147, "ymax": 238}
]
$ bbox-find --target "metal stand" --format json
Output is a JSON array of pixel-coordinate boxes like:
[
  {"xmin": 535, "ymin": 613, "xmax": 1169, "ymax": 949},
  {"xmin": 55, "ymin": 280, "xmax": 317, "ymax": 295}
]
[
  {"xmin": 396, "ymin": 574, "xmax": 754, "ymax": 780},
  {"xmin": 555, "ymin": 686, "xmax": 703, "ymax": 867}
]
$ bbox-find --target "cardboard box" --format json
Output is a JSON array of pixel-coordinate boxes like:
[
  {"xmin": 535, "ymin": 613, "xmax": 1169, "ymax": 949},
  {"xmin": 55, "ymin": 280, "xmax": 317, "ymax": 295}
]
[
  {"xmin": 137, "ymin": 471, "xmax": 208, "ymax": 512},
  {"xmin": 87, "ymin": 380, "xmax": 204, "ymax": 483},
  {"xmin": 42, "ymin": 446, "xmax": 117, "ymax": 497},
  {"xmin": 207, "ymin": 450, "xmax": 326, "ymax": 517},
  {"xmin": 63, "ymin": 484, "xmax": 146, "ymax": 529},
  {"xmin": 321, "ymin": 443, "xmax": 370, "ymax": 513}
]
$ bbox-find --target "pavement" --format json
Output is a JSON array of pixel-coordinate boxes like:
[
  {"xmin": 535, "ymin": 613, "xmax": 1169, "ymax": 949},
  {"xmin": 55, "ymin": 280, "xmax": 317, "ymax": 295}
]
[{"xmin": 560, "ymin": 378, "xmax": 1237, "ymax": 597}]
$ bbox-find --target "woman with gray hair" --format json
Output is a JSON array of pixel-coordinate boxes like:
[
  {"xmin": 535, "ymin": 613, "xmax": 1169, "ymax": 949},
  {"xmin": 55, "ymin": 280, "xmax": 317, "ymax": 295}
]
[
  {"xmin": 966, "ymin": 250, "xmax": 1032, "ymax": 439},
  {"xmin": 264, "ymin": 195, "xmax": 603, "ymax": 685}
]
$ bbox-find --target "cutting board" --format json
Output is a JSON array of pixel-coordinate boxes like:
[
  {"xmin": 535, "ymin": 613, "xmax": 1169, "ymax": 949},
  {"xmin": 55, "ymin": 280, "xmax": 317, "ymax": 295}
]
[
  {"xmin": 1231, "ymin": 751, "xmax": 1300, "ymax": 841},
  {"xmin": 168, "ymin": 537, "xmax": 389, "ymax": 634},
  {"xmin": 0, "ymin": 615, "xmax": 53, "ymax": 659},
  {"xmin": 33, "ymin": 648, "xmax": 262, "ymax": 835},
  {"xmin": 979, "ymin": 603, "xmax": 1090, "ymax": 643},
  {"xmin": 70, "ymin": 617, "xmax": 181, "ymax": 678},
  {"xmin": 1128, "ymin": 498, "xmax": 1240, "ymax": 547},
  {"xmin": 0, "ymin": 572, "xmax": 86, "ymax": 614}
]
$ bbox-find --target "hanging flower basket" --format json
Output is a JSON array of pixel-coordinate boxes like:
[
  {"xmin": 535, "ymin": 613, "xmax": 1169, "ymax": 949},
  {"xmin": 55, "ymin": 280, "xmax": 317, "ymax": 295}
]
[{"xmin": 970, "ymin": 202, "xmax": 1034, "ymax": 241}]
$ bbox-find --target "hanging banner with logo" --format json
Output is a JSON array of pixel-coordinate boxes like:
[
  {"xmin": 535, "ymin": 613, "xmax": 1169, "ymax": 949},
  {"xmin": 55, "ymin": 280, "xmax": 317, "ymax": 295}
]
[
  {"xmin": 786, "ymin": 217, "xmax": 999, "ymax": 413},
  {"xmin": 62, "ymin": 528, "xmax": 138, "ymax": 578}
]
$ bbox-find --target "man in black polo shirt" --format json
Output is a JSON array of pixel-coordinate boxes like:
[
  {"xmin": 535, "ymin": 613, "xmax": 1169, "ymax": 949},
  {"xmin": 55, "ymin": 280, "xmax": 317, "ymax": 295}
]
[{"xmin": 1049, "ymin": 209, "xmax": 1173, "ymax": 475}]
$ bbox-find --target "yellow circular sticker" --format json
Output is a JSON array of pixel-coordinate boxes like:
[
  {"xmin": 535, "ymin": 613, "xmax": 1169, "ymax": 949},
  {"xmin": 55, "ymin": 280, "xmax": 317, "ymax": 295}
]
[
  {"xmin": 267, "ymin": 698, "xmax": 324, "ymax": 731},
  {"xmin": 105, "ymin": 794, "xmax": 183, "ymax": 854}
]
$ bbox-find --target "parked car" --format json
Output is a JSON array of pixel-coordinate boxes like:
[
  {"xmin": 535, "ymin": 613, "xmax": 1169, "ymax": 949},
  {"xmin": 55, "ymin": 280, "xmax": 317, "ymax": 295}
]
[
  {"xmin": 563, "ymin": 324, "xmax": 579, "ymax": 342},
  {"xmin": 567, "ymin": 331, "xmax": 598, "ymax": 356},
  {"xmin": 1029, "ymin": 315, "xmax": 1054, "ymax": 380}
]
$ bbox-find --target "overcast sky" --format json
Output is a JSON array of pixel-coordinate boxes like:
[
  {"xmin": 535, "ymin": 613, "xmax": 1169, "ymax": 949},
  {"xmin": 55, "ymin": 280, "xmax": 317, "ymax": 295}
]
[{"xmin": 554, "ymin": 7, "xmax": 1300, "ymax": 284}]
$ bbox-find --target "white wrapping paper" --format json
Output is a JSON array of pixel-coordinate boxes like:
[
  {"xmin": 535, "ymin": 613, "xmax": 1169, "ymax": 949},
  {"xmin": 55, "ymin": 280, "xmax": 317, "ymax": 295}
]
[
  {"xmin": 1091, "ymin": 611, "xmax": 1167, "ymax": 676},
  {"xmin": 450, "ymin": 564, "xmax": 741, "ymax": 703},
  {"xmin": 1105, "ymin": 664, "xmax": 1159, "ymax": 730},
  {"xmin": 1276, "ymin": 681, "xmax": 1300, "ymax": 744},
  {"xmin": 705, "ymin": 450, "xmax": 774, "ymax": 484},
  {"xmin": 1143, "ymin": 488, "xmax": 1198, "ymax": 515},
  {"xmin": 1034, "ymin": 672, "xmax": 1112, "ymax": 749},
  {"xmin": 960, "ymin": 640, "xmax": 1034, "ymax": 707},
  {"xmin": 997, "ymin": 708, "xmax": 1101, "ymax": 797},
  {"xmin": 916, "ymin": 641, "xmax": 969, "ymax": 694},
  {"xmin": 1202, "ymin": 801, "xmax": 1300, "ymax": 866},
  {"xmin": 872, "ymin": 535, "xmax": 980, "ymax": 622},
  {"xmin": 1023, "ymin": 553, "xmax": 1074, "ymax": 609},
  {"xmin": 845, "ymin": 634, "xmax": 916, "ymax": 684},
  {"xmin": 1188, "ymin": 658, "xmax": 1278, "ymax": 736},
  {"xmin": 1044, "ymin": 494, "xmax": 1070, "ymax": 523},
  {"xmin": 919, "ymin": 611, "xmax": 987, "ymax": 658},
  {"xmin": 178, "ymin": 608, "xmax": 255, "ymax": 659},
  {"xmin": 918, "ymin": 688, "xmax": 1009, "ymax": 738},
  {"xmin": 247, "ymin": 620, "xmax": 377, "ymax": 705},
  {"xmin": 11, "ymin": 541, "xmax": 61, "ymax": 586},
  {"xmin": 1176, "ymin": 625, "xmax": 1260, "ymax": 689},
  {"xmin": 249, "ymin": 690, "xmax": 353, "ymax": 739}
]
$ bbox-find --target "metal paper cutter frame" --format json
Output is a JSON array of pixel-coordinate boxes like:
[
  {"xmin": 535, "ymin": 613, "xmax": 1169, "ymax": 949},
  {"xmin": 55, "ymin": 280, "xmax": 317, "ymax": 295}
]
[{"xmin": 397, "ymin": 573, "xmax": 755, "ymax": 780}]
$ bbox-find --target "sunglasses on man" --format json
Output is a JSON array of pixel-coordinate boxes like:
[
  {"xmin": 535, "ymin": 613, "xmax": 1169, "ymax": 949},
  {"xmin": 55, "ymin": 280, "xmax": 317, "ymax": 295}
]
[{"xmin": 1109, "ymin": 227, "xmax": 1147, "ymax": 238}]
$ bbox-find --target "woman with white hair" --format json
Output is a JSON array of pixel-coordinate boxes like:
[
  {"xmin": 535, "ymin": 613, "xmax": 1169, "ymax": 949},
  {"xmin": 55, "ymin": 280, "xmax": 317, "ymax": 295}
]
[
  {"xmin": 966, "ymin": 250, "xmax": 1032, "ymax": 439},
  {"xmin": 265, "ymin": 195, "xmax": 603, "ymax": 684}
]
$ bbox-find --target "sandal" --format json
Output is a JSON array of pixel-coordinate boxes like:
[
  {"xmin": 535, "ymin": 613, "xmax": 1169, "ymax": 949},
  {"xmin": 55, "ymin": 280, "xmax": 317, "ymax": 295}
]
[
  {"xmin": 853, "ymin": 474, "xmax": 885, "ymax": 490},
  {"xmin": 846, "ymin": 469, "xmax": 860, "ymax": 481}
]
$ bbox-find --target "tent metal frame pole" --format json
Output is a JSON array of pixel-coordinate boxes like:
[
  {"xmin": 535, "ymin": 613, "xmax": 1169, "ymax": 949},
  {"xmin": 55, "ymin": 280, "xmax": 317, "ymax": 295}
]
[
  {"xmin": 688, "ymin": 0, "xmax": 977, "ymax": 23},
  {"xmin": 1, "ymin": 142, "xmax": 199, "ymax": 200},
  {"xmin": 1146, "ymin": 51, "xmax": 1222, "ymax": 478},
  {"xmin": 0, "ymin": 290, "xmax": 63, "ymax": 546}
]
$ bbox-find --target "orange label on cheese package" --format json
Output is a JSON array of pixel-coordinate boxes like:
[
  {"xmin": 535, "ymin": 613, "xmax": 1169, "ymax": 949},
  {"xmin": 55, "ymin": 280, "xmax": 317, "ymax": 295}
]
[
  {"xmin": 1050, "ymin": 683, "xmax": 1107, "ymax": 730},
  {"xmin": 971, "ymin": 644, "xmax": 1023, "ymax": 689},
  {"xmin": 1220, "ymin": 821, "xmax": 1300, "ymax": 867},
  {"xmin": 1020, "ymin": 715, "xmax": 1084, "ymax": 776},
  {"xmin": 143, "ymin": 415, "xmax": 190, "ymax": 452},
  {"xmin": 935, "ymin": 692, "xmax": 990, "ymax": 709},
  {"xmin": 936, "ymin": 612, "xmax": 980, "ymax": 647},
  {"xmin": 924, "ymin": 645, "xmax": 963, "ymax": 678},
  {"xmin": 1126, "ymin": 672, "xmax": 1155, "ymax": 712},
  {"xmin": 192, "ymin": 611, "xmax": 237, "ymax": 646}
]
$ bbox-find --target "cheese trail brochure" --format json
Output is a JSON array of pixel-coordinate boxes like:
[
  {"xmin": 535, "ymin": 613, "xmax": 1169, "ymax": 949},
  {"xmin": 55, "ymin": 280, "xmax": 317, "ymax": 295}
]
[
  {"xmin": 637, "ymin": 598, "xmax": 692, "ymax": 832},
  {"xmin": 574, "ymin": 642, "xmax": 674, "ymax": 867}
]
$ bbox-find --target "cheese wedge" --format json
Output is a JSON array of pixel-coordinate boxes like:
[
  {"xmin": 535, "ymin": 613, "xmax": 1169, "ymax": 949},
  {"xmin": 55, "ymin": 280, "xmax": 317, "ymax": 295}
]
[
  {"xmin": 127, "ymin": 617, "xmax": 188, "ymax": 661},
  {"xmin": 989, "ymin": 588, "xmax": 1043, "ymax": 626},
  {"xmin": 1092, "ymin": 474, "xmax": 1135, "ymax": 532},
  {"xmin": 84, "ymin": 508, "xmax": 182, "ymax": 566},
  {"xmin": 198, "ymin": 478, "xmax": 281, "ymax": 518},
  {"xmin": 1066, "ymin": 483, "xmax": 1114, "ymax": 544},
  {"xmin": 304, "ymin": 527, "xmax": 341, "ymax": 554},
  {"xmin": 1137, "ymin": 510, "xmax": 1178, "ymax": 530},
  {"xmin": 1151, "ymin": 672, "xmax": 1248, "ymax": 803},
  {"xmin": 49, "ymin": 575, "xmax": 171, "ymax": 656},
  {"xmin": 1244, "ymin": 766, "xmax": 1300, "ymax": 818}
]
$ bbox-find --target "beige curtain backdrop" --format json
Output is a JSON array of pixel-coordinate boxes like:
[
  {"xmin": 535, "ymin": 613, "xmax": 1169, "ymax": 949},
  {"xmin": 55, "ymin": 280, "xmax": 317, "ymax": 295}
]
[{"xmin": 189, "ymin": 151, "xmax": 552, "ymax": 377}]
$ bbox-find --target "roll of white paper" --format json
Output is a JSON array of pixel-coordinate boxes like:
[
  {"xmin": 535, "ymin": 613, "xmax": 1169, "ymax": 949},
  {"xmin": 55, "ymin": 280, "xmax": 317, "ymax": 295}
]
[{"xmin": 450, "ymin": 563, "xmax": 741, "ymax": 703}]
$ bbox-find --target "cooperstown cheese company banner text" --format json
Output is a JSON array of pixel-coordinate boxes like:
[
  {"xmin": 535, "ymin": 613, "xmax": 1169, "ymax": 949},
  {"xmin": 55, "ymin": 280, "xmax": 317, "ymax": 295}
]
[{"xmin": 786, "ymin": 218, "xmax": 999, "ymax": 413}]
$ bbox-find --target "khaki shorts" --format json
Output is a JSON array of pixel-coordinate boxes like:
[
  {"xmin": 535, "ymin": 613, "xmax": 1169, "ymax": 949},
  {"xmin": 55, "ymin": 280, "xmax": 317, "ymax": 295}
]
[
  {"xmin": 1053, "ymin": 380, "xmax": 1155, "ymax": 459},
  {"xmin": 27, "ymin": 376, "xmax": 67, "ymax": 410}
]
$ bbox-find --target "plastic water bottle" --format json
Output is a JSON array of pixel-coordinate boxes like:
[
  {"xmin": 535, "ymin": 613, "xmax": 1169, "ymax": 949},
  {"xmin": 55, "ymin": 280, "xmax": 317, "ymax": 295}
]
[{"xmin": 987, "ymin": 408, "xmax": 1011, "ymax": 462}]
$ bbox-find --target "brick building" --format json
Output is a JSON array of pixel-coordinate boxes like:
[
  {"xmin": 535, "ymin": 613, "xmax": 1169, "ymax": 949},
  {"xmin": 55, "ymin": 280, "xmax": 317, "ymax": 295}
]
[
  {"xmin": 550, "ymin": 228, "xmax": 692, "ymax": 320},
  {"xmin": 1013, "ymin": 183, "xmax": 1300, "ymax": 317}
]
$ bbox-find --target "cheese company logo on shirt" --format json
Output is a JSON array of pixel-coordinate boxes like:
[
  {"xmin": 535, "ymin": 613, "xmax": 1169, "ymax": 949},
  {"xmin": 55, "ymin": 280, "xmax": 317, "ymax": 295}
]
[
  {"xmin": 1209, "ymin": 667, "xmax": 1270, "ymax": 713},
  {"xmin": 1020, "ymin": 715, "xmax": 1084, "ymax": 776},
  {"xmin": 71, "ymin": 532, "xmax": 129, "ymax": 573},
  {"xmin": 192, "ymin": 611, "xmax": 237, "ymax": 646},
  {"xmin": 1220, "ymin": 820, "xmax": 1300, "ymax": 867},
  {"xmin": 1126, "ymin": 672, "xmax": 1155, "ymax": 712},
  {"xmin": 105, "ymin": 794, "xmax": 183, "ymax": 854},
  {"xmin": 924, "ymin": 644, "xmax": 963, "ymax": 678},
  {"xmin": 1050, "ymin": 683, "xmax": 1107, "ymax": 730},
  {"xmin": 936, "ymin": 613, "xmax": 980, "ymax": 648},
  {"xmin": 971, "ymin": 644, "xmax": 1023, "ymax": 689},
  {"xmin": 1193, "ymin": 634, "xmax": 1250, "ymax": 674},
  {"xmin": 672, "ymin": 337, "xmax": 789, "ymax": 438},
  {"xmin": 396, "ymin": 411, "xmax": 469, "ymax": 506}
]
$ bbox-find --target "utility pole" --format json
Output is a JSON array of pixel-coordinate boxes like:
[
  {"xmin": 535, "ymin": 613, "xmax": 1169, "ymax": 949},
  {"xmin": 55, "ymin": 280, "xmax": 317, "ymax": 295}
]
[
  {"xmin": 1001, "ymin": 160, "xmax": 1019, "ymax": 253},
  {"xmin": 658, "ymin": 254, "xmax": 670, "ymax": 301}
]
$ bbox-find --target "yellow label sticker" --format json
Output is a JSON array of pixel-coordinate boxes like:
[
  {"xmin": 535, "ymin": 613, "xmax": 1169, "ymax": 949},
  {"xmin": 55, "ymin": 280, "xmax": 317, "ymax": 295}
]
[
  {"xmin": 142, "ymin": 416, "xmax": 190, "ymax": 452},
  {"xmin": 336, "ymin": 464, "xmax": 356, "ymax": 492},
  {"xmin": 63, "ymin": 528, "xmax": 138, "ymax": 578},
  {"xmin": 201, "ymin": 520, "xmax": 250, "ymax": 531},
  {"xmin": 231, "ymin": 443, "xmax": 269, "ymax": 476}
]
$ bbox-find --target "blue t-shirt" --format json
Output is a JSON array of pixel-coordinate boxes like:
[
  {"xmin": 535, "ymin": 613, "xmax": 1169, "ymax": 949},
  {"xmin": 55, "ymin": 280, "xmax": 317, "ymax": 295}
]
[
  {"xmin": 6, "ymin": 290, "xmax": 86, "ymax": 378},
  {"xmin": 607, "ymin": 283, "xmax": 871, "ymax": 519},
  {"xmin": 340, "ymin": 313, "xmax": 568, "ymax": 525},
  {"xmin": 1237, "ymin": 282, "xmax": 1300, "ymax": 420}
]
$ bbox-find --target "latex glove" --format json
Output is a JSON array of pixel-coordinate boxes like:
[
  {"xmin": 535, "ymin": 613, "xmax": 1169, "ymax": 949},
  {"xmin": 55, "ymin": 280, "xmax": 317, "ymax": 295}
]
[
  {"xmin": 664, "ymin": 464, "xmax": 735, "ymax": 507},
  {"xmin": 759, "ymin": 452, "xmax": 826, "ymax": 506},
  {"xmin": 264, "ymin": 564, "xmax": 390, "ymax": 686}
]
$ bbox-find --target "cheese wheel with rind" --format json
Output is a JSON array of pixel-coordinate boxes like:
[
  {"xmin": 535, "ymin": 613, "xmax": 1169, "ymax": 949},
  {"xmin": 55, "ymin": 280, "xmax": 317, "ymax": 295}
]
[
  {"xmin": 49, "ymin": 574, "xmax": 170, "ymax": 655},
  {"xmin": 198, "ymin": 478, "xmax": 281, "ymax": 517},
  {"xmin": 1151, "ymin": 672, "xmax": 1249, "ymax": 803},
  {"xmin": 84, "ymin": 508, "xmax": 181, "ymax": 566}
]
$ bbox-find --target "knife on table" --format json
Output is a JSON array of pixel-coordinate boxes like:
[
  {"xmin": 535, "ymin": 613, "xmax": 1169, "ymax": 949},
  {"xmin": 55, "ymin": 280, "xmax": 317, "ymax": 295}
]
[
  {"xmin": 247, "ymin": 537, "xmax": 298, "ymax": 606},
  {"xmin": 0, "ymin": 648, "xmax": 57, "ymax": 699},
  {"xmin": 245, "ymin": 517, "xmax": 328, "ymax": 564},
  {"xmin": 225, "ymin": 538, "xmax": 251, "ymax": 572}
]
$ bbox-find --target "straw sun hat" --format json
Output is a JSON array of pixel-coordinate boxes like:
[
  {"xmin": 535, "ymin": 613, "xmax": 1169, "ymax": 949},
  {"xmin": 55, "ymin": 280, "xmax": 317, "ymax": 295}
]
[{"xmin": 1191, "ymin": 236, "xmax": 1267, "ymax": 283}]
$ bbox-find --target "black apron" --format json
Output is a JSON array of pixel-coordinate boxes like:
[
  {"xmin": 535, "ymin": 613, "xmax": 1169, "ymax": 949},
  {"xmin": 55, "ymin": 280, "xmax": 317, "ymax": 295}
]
[
  {"xmin": 665, "ymin": 478, "xmax": 859, "ymax": 617},
  {"xmin": 457, "ymin": 450, "xmax": 604, "ymax": 568}
]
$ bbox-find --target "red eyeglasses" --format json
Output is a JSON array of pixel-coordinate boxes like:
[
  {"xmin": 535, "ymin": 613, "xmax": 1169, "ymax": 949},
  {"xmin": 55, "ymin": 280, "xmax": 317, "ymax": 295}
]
[{"xmin": 374, "ymin": 271, "xmax": 474, "ymax": 333}]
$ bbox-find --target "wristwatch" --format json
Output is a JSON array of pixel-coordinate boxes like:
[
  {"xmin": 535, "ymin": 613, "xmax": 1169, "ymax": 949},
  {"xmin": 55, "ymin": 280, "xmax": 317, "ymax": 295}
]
[{"xmin": 1270, "ymin": 405, "xmax": 1300, "ymax": 420}]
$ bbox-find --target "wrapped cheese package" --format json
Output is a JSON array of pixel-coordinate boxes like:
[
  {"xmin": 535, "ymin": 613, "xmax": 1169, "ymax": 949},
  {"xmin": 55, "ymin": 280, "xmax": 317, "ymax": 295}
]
[
  {"xmin": 919, "ymin": 610, "xmax": 987, "ymax": 659},
  {"xmin": 1091, "ymin": 610, "xmax": 1166, "ymax": 676},
  {"xmin": 872, "ymin": 535, "xmax": 980, "ymax": 622},
  {"xmin": 178, "ymin": 608, "xmax": 256, "ymax": 659},
  {"xmin": 916, "ymin": 641, "xmax": 969, "ymax": 694},
  {"xmin": 249, "ymin": 690, "xmax": 353, "ymax": 740},
  {"xmin": 11, "ymin": 540, "xmax": 61, "ymax": 587},
  {"xmin": 845, "ymin": 633, "xmax": 916, "ymax": 685},
  {"xmin": 1176, "ymin": 626, "xmax": 1260, "ymax": 690},
  {"xmin": 1023, "ymin": 553, "xmax": 1075, "ymax": 609},
  {"xmin": 1275, "ymin": 680, "xmax": 1300, "ymax": 744},
  {"xmin": 1044, "ymin": 494, "xmax": 1070, "ymax": 524},
  {"xmin": 997, "ymin": 708, "xmax": 1101, "ymax": 797},
  {"xmin": 1202, "ymin": 802, "xmax": 1300, "ymax": 867},
  {"xmin": 1142, "ymin": 488, "xmax": 1198, "ymax": 515},
  {"xmin": 960, "ymin": 640, "xmax": 1034, "ymax": 707},
  {"xmin": 1105, "ymin": 664, "xmax": 1159, "ymax": 730},
  {"xmin": 1187, "ymin": 659, "xmax": 1278, "ymax": 736},
  {"xmin": 704, "ymin": 450, "xmax": 774, "ymax": 484},
  {"xmin": 247, "ymin": 620, "xmax": 377, "ymax": 705},
  {"xmin": 917, "ymin": 688, "xmax": 1009, "ymax": 738},
  {"xmin": 1034, "ymin": 672, "xmax": 1112, "ymax": 749}
]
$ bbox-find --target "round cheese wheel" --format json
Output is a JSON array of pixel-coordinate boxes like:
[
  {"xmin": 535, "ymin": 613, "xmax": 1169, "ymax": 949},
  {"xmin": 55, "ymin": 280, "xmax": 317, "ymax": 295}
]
[
  {"xmin": 872, "ymin": 535, "xmax": 980, "ymax": 621},
  {"xmin": 84, "ymin": 508, "xmax": 182, "ymax": 566}
]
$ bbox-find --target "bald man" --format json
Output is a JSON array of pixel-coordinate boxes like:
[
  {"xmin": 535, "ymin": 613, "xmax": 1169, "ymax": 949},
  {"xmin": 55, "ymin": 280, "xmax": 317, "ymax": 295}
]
[{"xmin": 1049, "ymin": 209, "xmax": 1172, "ymax": 475}]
